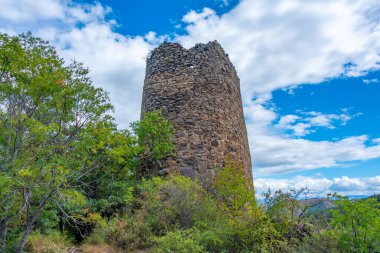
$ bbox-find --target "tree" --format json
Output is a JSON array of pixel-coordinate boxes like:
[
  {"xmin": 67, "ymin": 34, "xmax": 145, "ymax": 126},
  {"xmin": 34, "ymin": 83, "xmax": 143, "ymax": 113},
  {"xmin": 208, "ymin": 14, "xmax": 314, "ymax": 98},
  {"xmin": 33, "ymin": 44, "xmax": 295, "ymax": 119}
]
[
  {"xmin": 212, "ymin": 158, "xmax": 255, "ymax": 217},
  {"xmin": 131, "ymin": 110, "xmax": 175, "ymax": 177},
  {"xmin": 0, "ymin": 32, "xmax": 115, "ymax": 252},
  {"xmin": 0, "ymin": 33, "xmax": 178, "ymax": 252},
  {"xmin": 328, "ymin": 194, "xmax": 380, "ymax": 252}
]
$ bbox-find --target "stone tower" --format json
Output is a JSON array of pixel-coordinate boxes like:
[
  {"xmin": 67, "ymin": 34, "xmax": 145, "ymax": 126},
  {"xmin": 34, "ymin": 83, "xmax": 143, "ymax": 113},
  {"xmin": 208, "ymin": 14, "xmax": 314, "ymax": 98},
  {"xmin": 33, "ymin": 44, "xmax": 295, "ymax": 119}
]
[{"xmin": 141, "ymin": 41, "xmax": 252, "ymax": 185}]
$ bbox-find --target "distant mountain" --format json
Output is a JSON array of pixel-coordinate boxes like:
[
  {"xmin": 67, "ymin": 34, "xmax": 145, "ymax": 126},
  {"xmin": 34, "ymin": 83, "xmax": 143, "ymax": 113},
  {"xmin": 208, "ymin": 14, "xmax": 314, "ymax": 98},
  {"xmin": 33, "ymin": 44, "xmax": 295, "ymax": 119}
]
[
  {"xmin": 300, "ymin": 198, "xmax": 336, "ymax": 215},
  {"xmin": 299, "ymin": 194, "xmax": 380, "ymax": 217}
]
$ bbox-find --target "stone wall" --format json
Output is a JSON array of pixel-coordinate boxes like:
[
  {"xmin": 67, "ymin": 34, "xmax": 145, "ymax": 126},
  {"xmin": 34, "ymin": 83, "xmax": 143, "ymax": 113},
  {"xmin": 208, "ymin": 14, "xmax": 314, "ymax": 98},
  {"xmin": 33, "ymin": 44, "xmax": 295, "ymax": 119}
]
[{"xmin": 141, "ymin": 40, "xmax": 252, "ymax": 186}]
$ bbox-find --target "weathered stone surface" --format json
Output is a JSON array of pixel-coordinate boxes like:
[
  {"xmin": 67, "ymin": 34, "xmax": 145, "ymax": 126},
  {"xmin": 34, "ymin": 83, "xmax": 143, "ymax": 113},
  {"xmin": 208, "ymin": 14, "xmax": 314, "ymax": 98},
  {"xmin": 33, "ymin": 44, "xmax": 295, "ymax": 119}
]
[{"xmin": 141, "ymin": 41, "xmax": 253, "ymax": 187}]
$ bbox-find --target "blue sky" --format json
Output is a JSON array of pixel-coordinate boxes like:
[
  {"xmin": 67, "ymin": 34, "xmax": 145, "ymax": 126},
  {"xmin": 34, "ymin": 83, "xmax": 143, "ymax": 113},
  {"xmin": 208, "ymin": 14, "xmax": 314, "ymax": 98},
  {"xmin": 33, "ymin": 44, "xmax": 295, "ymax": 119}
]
[
  {"xmin": 95, "ymin": 0, "xmax": 239, "ymax": 36},
  {"xmin": 0, "ymin": 0, "xmax": 379, "ymax": 196}
]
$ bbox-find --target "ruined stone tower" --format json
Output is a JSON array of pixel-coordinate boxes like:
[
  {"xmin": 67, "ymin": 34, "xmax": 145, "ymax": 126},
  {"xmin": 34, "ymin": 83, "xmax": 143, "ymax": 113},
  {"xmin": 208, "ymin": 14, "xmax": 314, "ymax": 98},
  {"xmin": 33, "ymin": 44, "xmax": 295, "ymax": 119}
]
[{"xmin": 141, "ymin": 41, "xmax": 252, "ymax": 185}]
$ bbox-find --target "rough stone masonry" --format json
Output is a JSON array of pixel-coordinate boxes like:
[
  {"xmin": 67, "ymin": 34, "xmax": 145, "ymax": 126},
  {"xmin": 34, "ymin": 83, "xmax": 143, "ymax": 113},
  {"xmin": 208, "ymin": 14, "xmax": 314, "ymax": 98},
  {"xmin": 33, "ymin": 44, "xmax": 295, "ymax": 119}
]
[{"xmin": 141, "ymin": 40, "xmax": 252, "ymax": 186}]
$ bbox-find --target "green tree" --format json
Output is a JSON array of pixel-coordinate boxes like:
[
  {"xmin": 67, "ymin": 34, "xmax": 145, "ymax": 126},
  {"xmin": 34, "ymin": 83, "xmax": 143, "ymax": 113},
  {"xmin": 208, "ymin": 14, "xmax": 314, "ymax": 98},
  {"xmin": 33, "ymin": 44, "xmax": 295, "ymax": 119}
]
[
  {"xmin": 329, "ymin": 194, "xmax": 380, "ymax": 252},
  {"xmin": 0, "ymin": 33, "xmax": 178, "ymax": 252},
  {"xmin": 0, "ymin": 32, "xmax": 115, "ymax": 252},
  {"xmin": 261, "ymin": 188, "xmax": 319, "ymax": 251},
  {"xmin": 212, "ymin": 158, "xmax": 255, "ymax": 217},
  {"xmin": 131, "ymin": 110, "xmax": 175, "ymax": 177}
]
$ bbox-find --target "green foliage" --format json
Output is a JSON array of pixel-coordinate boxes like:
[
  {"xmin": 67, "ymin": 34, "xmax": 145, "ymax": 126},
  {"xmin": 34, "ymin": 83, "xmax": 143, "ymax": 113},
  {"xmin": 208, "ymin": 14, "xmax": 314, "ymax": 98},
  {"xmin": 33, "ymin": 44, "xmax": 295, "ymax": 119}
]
[
  {"xmin": 262, "ymin": 188, "xmax": 316, "ymax": 244},
  {"xmin": 131, "ymin": 110, "xmax": 175, "ymax": 161},
  {"xmin": 212, "ymin": 158, "xmax": 255, "ymax": 217},
  {"xmin": 328, "ymin": 194, "xmax": 380, "ymax": 252},
  {"xmin": 83, "ymin": 214, "xmax": 152, "ymax": 251},
  {"xmin": 85, "ymin": 163, "xmax": 344, "ymax": 253},
  {"xmin": 76, "ymin": 125, "xmax": 139, "ymax": 216},
  {"xmin": 138, "ymin": 175, "xmax": 211, "ymax": 233},
  {"xmin": 288, "ymin": 231, "xmax": 341, "ymax": 253},
  {"xmin": 154, "ymin": 229, "xmax": 205, "ymax": 253},
  {"xmin": 0, "ymin": 32, "xmax": 178, "ymax": 252},
  {"xmin": 0, "ymin": 31, "xmax": 117, "ymax": 252},
  {"xmin": 134, "ymin": 166, "xmax": 275, "ymax": 252}
]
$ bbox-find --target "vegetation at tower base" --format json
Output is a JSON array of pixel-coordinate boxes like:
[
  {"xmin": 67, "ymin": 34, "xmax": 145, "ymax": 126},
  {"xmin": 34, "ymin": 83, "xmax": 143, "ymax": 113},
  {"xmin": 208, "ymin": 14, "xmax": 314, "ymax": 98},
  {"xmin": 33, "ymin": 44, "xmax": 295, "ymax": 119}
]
[
  {"xmin": 0, "ymin": 33, "xmax": 379, "ymax": 253},
  {"xmin": 131, "ymin": 111, "xmax": 176, "ymax": 179}
]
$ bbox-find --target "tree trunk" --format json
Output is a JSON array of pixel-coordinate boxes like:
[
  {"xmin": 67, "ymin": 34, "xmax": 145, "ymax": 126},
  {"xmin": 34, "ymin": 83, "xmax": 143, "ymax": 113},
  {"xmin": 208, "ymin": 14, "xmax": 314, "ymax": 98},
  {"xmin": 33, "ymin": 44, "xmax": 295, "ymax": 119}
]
[
  {"xmin": 59, "ymin": 214, "xmax": 65, "ymax": 233},
  {"xmin": 17, "ymin": 223, "xmax": 33, "ymax": 253},
  {"xmin": 16, "ymin": 190, "xmax": 54, "ymax": 253},
  {"xmin": 0, "ymin": 217, "xmax": 9, "ymax": 253}
]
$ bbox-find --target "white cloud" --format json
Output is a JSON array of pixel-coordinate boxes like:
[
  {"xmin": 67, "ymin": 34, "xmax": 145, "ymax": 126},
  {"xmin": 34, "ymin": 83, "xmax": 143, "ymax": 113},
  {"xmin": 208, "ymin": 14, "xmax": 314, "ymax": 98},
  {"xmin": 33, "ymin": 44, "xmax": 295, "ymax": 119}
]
[
  {"xmin": 0, "ymin": 0, "xmax": 64, "ymax": 22},
  {"xmin": 362, "ymin": 78, "xmax": 379, "ymax": 84},
  {"xmin": 368, "ymin": 175, "xmax": 380, "ymax": 185},
  {"xmin": 275, "ymin": 111, "xmax": 356, "ymax": 136},
  {"xmin": 182, "ymin": 8, "xmax": 216, "ymax": 24},
  {"xmin": 245, "ymin": 101, "xmax": 380, "ymax": 176},
  {"xmin": 0, "ymin": 0, "xmax": 157, "ymax": 129},
  {"xmin": 0, "ymin": 0, "xmax": 111, "ymax": 25},
  {"xmin": 56, "ymin": 24, "xmax": 155, "ymax": 128},
  {"xmin": 290, "ymin": 123, "xmax": 312, "ymax": 136},
  {"xmin": 255, "ymin": 175, "xmax": 380, "ymax": 197},
  {"xmin": 177, "ymin": 0, "xmax": 380, "ymax": 100},
  {"xmin": 330, "ymin": 176, "xmax": 367, "ymax": 191},
  {"xmin": 277, "ymin": 115, "xmax": 299, "ymax": 127}
]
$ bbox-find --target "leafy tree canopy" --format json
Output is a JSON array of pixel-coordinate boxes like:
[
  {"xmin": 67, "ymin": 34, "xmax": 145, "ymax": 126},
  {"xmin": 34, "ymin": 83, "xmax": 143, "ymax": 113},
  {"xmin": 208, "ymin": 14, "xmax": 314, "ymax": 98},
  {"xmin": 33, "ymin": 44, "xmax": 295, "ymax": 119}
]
[{"xmin": 0, "ymin": 32, "xmax": 174, "ymax": 252}]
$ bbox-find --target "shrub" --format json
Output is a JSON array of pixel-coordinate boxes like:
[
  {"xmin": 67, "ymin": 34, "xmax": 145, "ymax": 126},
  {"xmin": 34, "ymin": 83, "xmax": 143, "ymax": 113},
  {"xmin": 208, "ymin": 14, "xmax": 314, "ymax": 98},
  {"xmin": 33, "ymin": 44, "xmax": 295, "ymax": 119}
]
[
  {"xmin": 212, "ymin": 158, "xmax": 255, "ymax": 217},
  {"xmin": 289, "ymin": 231, "xmax": 341, "ymax": 253},
  {"xmin": 24, "ymin": 230, "xmax": 72, "ymax": 253},
  {"xmin": 154, "ymin": 229, "xmax": 205, "ymax": 253},
  {"xmin": 83, "ymin": 213, "xmax": 152, "ymax": 251},
  {"xmin": 138, "ymin": 175, "xmax": 211, "ymax": 233}
]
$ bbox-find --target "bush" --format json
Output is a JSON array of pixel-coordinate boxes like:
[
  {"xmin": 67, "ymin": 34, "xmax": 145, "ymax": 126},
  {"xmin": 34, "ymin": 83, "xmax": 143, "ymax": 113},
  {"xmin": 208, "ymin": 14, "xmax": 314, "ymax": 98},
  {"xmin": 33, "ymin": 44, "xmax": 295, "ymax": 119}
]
[
  {"xmin": 24, "ymin": 230, "xmax": 72, "ymax": 253},
  {"xmin": 154, "ymin": 229, "xmax": 205, "ymax": 253},
  {"xmin": 212, "ymin": 158, "xmax": 255, "ymax": 217},
  {"xmin": 289, "ymin": 231, "xmax": 341, "ymax": 253},
  {"xmin": 137, "ymin": 165, "xmax": 282, "ymax": 252},
  {"xmin": 78, "ymin": 162, "xmax": 379, "ymax": 253},
  {"xmin": 83, "ymin": 213, "xmax": 152, "ymax": 251},
  {"xmin": 138, "ymin": 175, "xmax": 212, "ymax": 233}
]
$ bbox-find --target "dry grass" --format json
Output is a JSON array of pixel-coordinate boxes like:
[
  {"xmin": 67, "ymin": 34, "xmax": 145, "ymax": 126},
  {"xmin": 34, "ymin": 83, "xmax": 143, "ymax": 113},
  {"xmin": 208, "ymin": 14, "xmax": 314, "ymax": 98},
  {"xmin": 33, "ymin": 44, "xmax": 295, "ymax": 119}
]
[
  {"xmin": 25, "ymin": 231, "xmax": 69, "ymax": 253},
  {"xmin": 81, "ymin": 243, "xmax": 123, "ymax": 253}
]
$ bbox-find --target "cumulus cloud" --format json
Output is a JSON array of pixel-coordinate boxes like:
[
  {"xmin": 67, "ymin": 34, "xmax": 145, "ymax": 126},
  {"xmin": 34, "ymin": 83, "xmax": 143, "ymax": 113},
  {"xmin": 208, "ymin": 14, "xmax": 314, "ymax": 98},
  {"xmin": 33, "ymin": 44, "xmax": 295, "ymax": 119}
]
[
  {"xmin": 0, "ymin": 0, "xmax": 157, "ymax": 128},
  {"xmin": 176, "ymin": 0, "xmax": 380, "ymax": 100},
  {"xmin": 0, "ymin": 0, "xmax": 64, "ymax": 22},
  {"xmin": 275, "ymin": 111, "xmax": 356, "ymax": 136},
  {"xmin": 0, "ymin": 0, "xmax": 111, "ymax": 24},
  {"xmin": 255, "ymin": 175, "xmax": 380, "ymax": 196},
  {"xmin": 244, "ymin": 101, "xmax": 380, "ymax": 176},
  {"xmin": 182, "ymin": 8, "xmax": 216, "ymax": 24}
]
